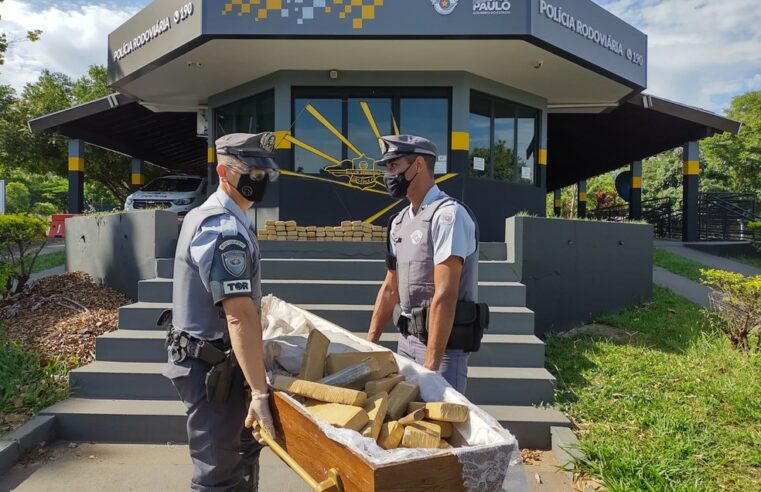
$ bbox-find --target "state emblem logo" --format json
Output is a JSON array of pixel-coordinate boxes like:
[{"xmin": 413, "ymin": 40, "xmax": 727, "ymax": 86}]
[{"xmin": 431, "ymin": 0, "xmax": 459, "ymax": 15}]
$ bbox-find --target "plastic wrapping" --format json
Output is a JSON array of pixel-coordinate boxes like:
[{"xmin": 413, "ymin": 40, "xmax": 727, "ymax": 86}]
[{"xmin": 261, "ymin": 295, "xmax": 520, "ymax": 491}]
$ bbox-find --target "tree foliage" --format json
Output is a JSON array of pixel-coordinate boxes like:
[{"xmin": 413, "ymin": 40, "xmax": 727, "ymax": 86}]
[
  {"xmin": 0, "ymin": 66, "xmax": 142, "ymax": 205},
  {"xmin": 0, "ymin": 0, "xmax": 42, "ymax": 67}
]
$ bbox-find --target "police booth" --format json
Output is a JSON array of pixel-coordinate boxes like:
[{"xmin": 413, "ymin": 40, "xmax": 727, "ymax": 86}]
[{"xmin": 30, "ymin": 0, "xmax": 738, "ymax": 242}]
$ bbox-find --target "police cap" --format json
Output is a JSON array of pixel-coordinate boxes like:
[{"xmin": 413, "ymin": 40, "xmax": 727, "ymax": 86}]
[
  {"xmin": 215, "ymin": 132, "xmax": 279, "ymax": 171},
  {"xmin": 376, "ymin": 135, "xmax": 438, "ymax": 165}
]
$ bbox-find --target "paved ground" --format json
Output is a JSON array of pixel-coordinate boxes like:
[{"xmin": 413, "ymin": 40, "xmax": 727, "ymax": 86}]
[
  {"xmin": 0, "ymin": 442, "xmax": 577, "ymax": 491},
  {"xmin": 652, "ymin": 266, "xmax": 712, "ymax": 308},
  {"xmin": 654, "ymin": 240, "xmax": 761, "ymax": 276},
  {"xmin": 0, "ymin": 443, "xmax": 310, "ymax": 492}
]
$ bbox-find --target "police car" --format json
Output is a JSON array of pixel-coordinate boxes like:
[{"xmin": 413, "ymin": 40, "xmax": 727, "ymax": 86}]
[{"xmin": 124, "ymin": 174, "xmax": 207, "ymax": 216}]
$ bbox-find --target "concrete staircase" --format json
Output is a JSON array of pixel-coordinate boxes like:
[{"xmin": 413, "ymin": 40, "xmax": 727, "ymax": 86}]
[{"xmin": 42, "ymin": 242, "xmax": 569, "ymax": 449}]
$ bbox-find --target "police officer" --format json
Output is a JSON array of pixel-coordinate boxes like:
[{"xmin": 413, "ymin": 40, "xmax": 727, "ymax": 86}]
[
  {"xmin": 164, "ymin": 132, "xmax": 279, "ymax": 491},
  {"xmin": 367, "ymin": 135, "xmax": 481, "ymax": 393}
]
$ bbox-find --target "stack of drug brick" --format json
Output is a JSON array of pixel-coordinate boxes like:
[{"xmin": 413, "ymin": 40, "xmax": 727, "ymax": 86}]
[
  {"xmin": 258, "ymin": 220, "xmax": 387, "ymax": 242},
  {"xmin": 271, "ymin": 329, "xmax": 469, "ymax": 450}
]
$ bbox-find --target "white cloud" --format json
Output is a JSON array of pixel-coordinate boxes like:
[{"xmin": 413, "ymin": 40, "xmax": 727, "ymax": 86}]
[
  {"xmin": 0, "ymin": 0, "xmax": 141, "ymax": 90},
  {"xmin": 598, "ymin": 0, "xmax": 761, "ymax": 114}
]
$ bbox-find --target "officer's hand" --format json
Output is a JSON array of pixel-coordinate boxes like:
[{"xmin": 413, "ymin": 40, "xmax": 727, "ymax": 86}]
[{"xmin": 245, "ymin": 392, "xmax": 277, "ymax": 444}]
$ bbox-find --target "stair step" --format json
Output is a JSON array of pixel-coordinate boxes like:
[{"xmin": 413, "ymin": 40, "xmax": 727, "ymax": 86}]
[
  {"xmin": 377, "ymin": 334, "xmax": 544, "ymax": 368},
  {"xmin": 118, "ymin": 302, "xmax": 171, "ymax": 330},
  {"xmin": 70, "ymin": 362, "xmax": 554, "ymax": 406},
  {"xmin": 95, "ymin": 330, "xmax": 543, "ymax": 367},
  {"xmin": 482, "ymin": 405, "xmax": 571, "ymax": 450},
  {"xmin": 40, "ymin": 398, "xmax": 566, "ymax": 450},
  {"xmin": 156, "ymin": 258, "xmax": 521, "ymax": 282},
  {"xmin": 300, "ymin": 304, "xmax": 535, "ymax": 336},
  {"xmin": 256, "ymin": 241, "xmax": 507, "ymax": 261},
  {"xmin": 40, "ymin": 398, "xmax": 187, "ymax": 443},
  {"xmin": 97, "ymin": 330, "xmax": 167, "ymax": 362},
  {"xmin": 138, "ymin": 278, "xmax": 526, "ymax": 306},
  {"xmin": 156, "ymin": 258, "xmax": 174, "ymax": 279}
]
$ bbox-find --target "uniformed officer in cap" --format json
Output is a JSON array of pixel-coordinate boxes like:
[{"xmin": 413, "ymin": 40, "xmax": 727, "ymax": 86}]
[
  {"xmin": 367, "ymin": 135, "xmax": 482, "ymax": 393},
  {"xmin": 164, "ymin": 132, "xmax": 279, "ymax": 491}
]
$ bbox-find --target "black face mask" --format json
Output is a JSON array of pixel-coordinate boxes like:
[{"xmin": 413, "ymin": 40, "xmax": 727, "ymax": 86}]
[
  {"xmin": 383, "ymin": 162, "xmax": 418, "ymax": 199},
  {"xmin": 236, "ymin": 174, "xmax": 269, "ymax": 204}
]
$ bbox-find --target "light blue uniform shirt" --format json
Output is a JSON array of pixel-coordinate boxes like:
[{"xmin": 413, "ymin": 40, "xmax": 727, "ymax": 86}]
[
  {"xmin": 389, "ymin": 185, "xmax": 476, "ymax": 265},
  {"xmin": 189, "ymin": 189, "xmax": 256, "ymax": 293}
]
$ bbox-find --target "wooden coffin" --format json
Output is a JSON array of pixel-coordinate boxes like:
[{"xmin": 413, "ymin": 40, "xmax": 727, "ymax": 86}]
[{"xmin": 269, "ymin": 391, "xmax": 466, "ymax": 492}]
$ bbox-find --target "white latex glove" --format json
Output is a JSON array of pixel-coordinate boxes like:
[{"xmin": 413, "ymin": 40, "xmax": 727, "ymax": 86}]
[{"xmin": 245, "ymin": 392, "xmax": 276, "ymax": 445}]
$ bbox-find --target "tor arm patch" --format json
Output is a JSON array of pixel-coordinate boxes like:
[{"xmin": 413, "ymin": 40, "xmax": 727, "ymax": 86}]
[{"xmin": 209, "ymin": 233, "xmax": 253, "ymax": 305}]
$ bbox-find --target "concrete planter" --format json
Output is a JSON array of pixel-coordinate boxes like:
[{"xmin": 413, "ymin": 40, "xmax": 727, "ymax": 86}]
[
  {"xmin": 507, "ymin": 216, "xmax": 653, "ymax": 337},
  {"xmin": 65, "ymin": 211, "xmax": 178, "ymax": 299}
]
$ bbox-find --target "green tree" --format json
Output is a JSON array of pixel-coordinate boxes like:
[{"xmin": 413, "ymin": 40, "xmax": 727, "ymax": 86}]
[
  {"xmin": 702, "ymin": 91, "xmax": 761, "ymax": 197},
  {"xmin": 5, "ymin": 182, "xmax": 30, "ymax": 213},
  {"xmin": 0, "ymin": 0, "xmax": 42, "ymax": 67},
  {"xmin": 1, "ymin": 67, "xmax": 149, "ymax": 204}
]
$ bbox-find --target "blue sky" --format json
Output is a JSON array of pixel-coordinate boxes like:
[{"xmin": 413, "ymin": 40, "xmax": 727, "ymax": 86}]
[{"xmin": 1, "ymin": 0, "xmax": 760, "ymax": 114}]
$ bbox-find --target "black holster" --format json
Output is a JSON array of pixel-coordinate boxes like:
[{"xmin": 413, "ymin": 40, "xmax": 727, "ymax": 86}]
[
  {"xmin": 205, "ymin": 350, "xmax": 238, "ymax": 404},
  {"xmin": 393, "ymin": 301, "xmax": 490, "ymax": 353}
]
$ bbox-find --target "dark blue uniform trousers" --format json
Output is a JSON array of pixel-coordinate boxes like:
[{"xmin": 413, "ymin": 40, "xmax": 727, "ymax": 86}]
[{"xmin": 166, "ymin": 358, "xmax": 262, "ymax": 491}]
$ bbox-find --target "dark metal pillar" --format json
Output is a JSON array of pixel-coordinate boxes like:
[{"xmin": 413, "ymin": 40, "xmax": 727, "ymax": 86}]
[
  {"xmin": 682, "ymin": 141, "xmax": 700, "ymax": 241},
  {"xmin": 577, "ymin": 180, "xmax": 587, "ymax": 219},
  {"xmin": 206, "ymin": 108, "xmax": 218, "ymax": 196},
  {"xmin": 553, "ymin": 189, "xmax": 562, "ymax": 217},
  {"xmin": 629, "ymin": 160, "xmax": 642, "ymax": 221},
  {"xmin": 131, "ymin": 158, "xmax": 145, "ymax": 193},
  {"xmin": 68, "ymin": 139, "xmax": 85, "ymax": 214}
]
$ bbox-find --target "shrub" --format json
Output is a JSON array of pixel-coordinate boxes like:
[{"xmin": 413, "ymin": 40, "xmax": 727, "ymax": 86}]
[
  {"xmin": 0, "ymin": 214, "xmax": 49, "ymax": 296},
  {"xmin": 31, "ymin": 202, "xmax": 58, "ymax": 216},
  {"xmin": 6, "ymin": 182, "xmax": 31, "ymax": 213},
  {"xmin": 701, "ymin": 269, "xmax": 761, "ymax": 352}
]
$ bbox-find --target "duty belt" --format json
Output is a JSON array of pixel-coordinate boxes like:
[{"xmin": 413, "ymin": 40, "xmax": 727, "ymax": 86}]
[{"xmin": 166, "ymin": 329, "xmax": 229, "ymax": 365}]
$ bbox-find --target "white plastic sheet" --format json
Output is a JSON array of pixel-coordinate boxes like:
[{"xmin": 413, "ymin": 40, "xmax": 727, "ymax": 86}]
[{"xmin": 261, "ymin": 295, "xmax": 520, "ymax": 491}]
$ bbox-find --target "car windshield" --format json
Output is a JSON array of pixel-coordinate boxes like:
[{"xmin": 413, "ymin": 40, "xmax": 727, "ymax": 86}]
[{"xmin": 142, "ymin": 177, "xmax": 201, "ymax": 193}]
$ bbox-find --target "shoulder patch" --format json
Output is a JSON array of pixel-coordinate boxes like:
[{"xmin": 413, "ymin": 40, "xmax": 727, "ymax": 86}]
[
  {"xmin": 220, "ymin": 239, "xmax": 247, "ymax": 250},
  {"xmin": 222, "ymin": 250, "xmax": 247, "ymax": 277},
  {"xmin": 223, "ymin": 279, "xmax": 252, "ymax": 295}
]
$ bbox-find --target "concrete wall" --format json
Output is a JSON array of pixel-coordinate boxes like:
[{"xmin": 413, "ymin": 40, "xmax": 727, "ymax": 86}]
[
  {"xmin": 507, "ymin": 216, "xmax": 653, "ymax": 337},
  {"xmin": 65, "ymin": 211, "xmax": 179, "ymax": 299}
]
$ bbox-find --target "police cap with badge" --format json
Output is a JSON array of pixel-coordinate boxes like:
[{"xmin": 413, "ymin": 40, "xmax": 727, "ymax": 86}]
[
  {"xmin": 215, "ymin": 132, "xmax": 280, "ymax": 202},
  {"xmin": 376, "ymin": 135, "xmax": 438, "ymax": 165}
]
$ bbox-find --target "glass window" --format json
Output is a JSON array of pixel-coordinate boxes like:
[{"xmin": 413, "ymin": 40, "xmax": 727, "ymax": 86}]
[
  {"xmin": 293, "ymin": 98, "xmax": 343, "ymax": 174},
  {"xmin": 469, "ymin": 90, "xmax": 538, "ymax": 185},
  {"xmin": 348, "ymin": 98, "xmax": 392, "ymax": 161},
  {"xmin": 216, "ymin": 90, "xmax": 274, "ymax": 136},
  {"xmin": 468, "ymin": 92, "xmax": 491, "ymax": 178},
  {"xmin": 142, "ymin": 177, "xmax": 201, "ymax": 192},
  {"xmin": 493, "ymin": 98, "xmax": 516, "ymax": 182},
  {"xmin": 400, "ymin": 98, "xmax": 449, "ymax": 174},
  {"xmin": 516, "ymin": 107, "xmax": 538, "ymax": 185}
]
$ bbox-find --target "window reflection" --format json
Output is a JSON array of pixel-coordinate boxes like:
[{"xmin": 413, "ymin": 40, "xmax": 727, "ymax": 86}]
[
  {"xmin": 293, "ymin": 98, "xmax": 342, "ymax": 174},
  {"xmin": 469, "ymin": 90, "xmax": 538, "ymax": 185},
  {"xmin": 348, "ymin": 98, "xmax": 392, "ymax": 160},
  {"xmin": 400, "ymin": 98, "xmax": 449, "ymax": 174},
  {"xmin": 216, "ymin": 90, "xmax": 275, "ymax": 136}
]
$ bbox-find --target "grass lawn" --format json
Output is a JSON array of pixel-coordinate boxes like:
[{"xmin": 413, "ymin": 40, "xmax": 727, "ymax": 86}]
[
  {"xmin": 545, "ymin": 286, "xmax": 761, "ymax": 491},
  {"xmin": 725, "ymin": 254, "xmax": 761, "ymax": 270},
  {"xmin": 653, "ymin": 248, "xmax": 706, "ymax": 282},
  {"xmin": 27, "ymin": 250, "xmax": 65, "ymax": 274},
  {"xmin": 0, "ymin": 331, "xmax": 69, "ymax": 437}
]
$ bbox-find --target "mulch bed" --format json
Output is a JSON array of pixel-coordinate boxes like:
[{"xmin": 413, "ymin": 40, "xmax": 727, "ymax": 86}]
[{"xmin": 0, "ymin": 272, "xmax": 131, "ymax": 368}]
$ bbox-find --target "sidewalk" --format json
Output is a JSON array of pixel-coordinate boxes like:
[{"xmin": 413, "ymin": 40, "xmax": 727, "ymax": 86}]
[
  {"xmin": 654, "ymin": 240, "xmax": 761, "ymax": 277},
  {"xmin": 652, "ymin": 266, "xmax": 712, "ymax": 308}
]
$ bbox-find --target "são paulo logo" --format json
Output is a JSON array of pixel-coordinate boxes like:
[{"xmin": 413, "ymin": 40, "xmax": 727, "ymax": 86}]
[
  {"xmin": 431, "ymin": 0, "xmax": 459, "ymax": 15},
  {"xmin": 473, "ymin": 0, "xmax": 512, "ymax": 15}
]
